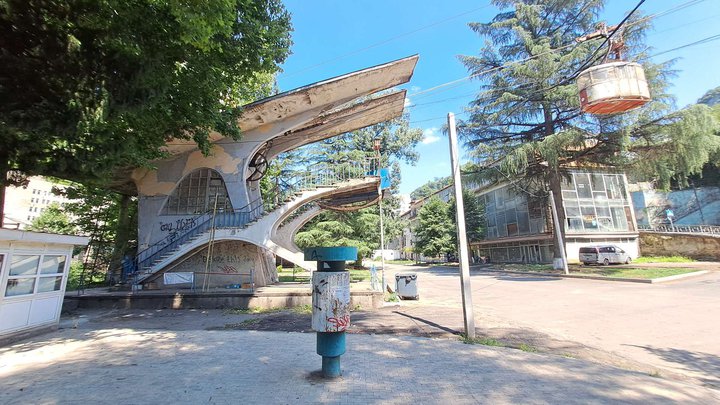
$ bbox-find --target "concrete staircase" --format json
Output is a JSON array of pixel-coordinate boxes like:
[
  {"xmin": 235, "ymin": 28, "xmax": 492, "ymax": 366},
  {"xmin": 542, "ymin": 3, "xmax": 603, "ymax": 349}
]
[{"xmin": 134, "ymin": 177, "xmax": 378, "ymax": 283}]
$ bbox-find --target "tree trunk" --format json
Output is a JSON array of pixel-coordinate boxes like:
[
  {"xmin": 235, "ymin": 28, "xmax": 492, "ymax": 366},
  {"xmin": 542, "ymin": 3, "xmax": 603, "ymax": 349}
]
[
  {"xmin": 542, "ymin": 103, "xmax": 567, "ymax": 263},
  {"xmin": 548, "ymin": 172, "xmax": 567, "ymax": 262},
  {"xmin": 109, "ymin": 194, "xmax": 132, "ymax": 283}
]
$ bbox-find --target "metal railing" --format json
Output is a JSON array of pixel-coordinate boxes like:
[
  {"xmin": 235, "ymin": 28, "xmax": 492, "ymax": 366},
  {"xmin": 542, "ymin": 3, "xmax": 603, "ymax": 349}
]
[
  {"xmin": 133, "ymin": 158, "xmax": 379, "ymax": 274},
  {"xmin": 638, "ymin": 224, "xmax": 720, "ymax": 235}
]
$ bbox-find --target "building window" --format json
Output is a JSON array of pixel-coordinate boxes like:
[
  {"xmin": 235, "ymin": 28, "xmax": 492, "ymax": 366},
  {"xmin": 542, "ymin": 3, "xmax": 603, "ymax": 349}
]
[
  {"xmin": 162, "ymin": 168, "xmax": 233, "ymax": 215},
  {"xmin": 4, "ymin": 254, "xmax": 67, "ymax": 297},
  {"xmin": 483, "ymin": 186, "xmax": 546, "ymax": 241},
  {"xmin": 562, "ymin": 171, "xmax": 633, "ymax": 233}
]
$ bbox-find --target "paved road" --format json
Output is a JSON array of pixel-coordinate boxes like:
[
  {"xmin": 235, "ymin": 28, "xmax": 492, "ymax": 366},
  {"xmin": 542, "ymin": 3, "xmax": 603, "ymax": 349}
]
[
  {"xmin": 2, "ymin": 326, "xmax": 719, "ymax": 404},
  {"xmin": 383, "ymin": 263, "xmax": 720, "ymax": 388}
]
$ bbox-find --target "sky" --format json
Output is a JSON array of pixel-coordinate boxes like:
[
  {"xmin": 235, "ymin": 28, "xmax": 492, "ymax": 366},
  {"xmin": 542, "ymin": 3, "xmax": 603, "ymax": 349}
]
[{"xmin": 275, "ymin": 0, "xmax": 720, "ymax": 197}]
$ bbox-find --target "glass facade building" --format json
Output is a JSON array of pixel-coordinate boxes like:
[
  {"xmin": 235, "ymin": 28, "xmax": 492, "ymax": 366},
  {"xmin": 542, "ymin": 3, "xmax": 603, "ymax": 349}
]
[
  {"xmin": 472, "ymin": 170, "xmax": 638, "ymax": 263},
  {"xmin": 561, "ymin": 172, "xmax": 635, "ymax": 234}
]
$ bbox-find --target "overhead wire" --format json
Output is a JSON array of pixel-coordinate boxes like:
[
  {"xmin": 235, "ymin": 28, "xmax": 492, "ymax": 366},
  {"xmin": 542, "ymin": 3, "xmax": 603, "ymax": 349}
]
[
  {"xmin": 278, "ymin": 4, "xmax": 493, "ymax": 79},
  {"xmin": 408, "ymin": 0, "xmax": 712, "ymax": 125},
  {"xmin": 408, "ymin": 31, "xmax": 720, "ymax": 126},
  {"xmin": 407, "ymin": 0, "xmax": 704, "ymax": 104}
]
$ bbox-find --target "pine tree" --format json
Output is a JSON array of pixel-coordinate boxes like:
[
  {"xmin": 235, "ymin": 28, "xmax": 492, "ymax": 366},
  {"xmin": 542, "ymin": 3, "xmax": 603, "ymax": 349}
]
[
  {"xmin": 459, "ymin": 0, "xmax": 719, "ymax": 260},
  {"xmin": 414, "ymin": 197, "xmax": 455, "ymax": 259}
]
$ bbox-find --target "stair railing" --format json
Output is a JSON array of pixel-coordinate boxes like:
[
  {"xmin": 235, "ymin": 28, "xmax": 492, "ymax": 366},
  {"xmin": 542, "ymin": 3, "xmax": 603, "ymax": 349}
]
[{"xmin": 133, "ymin": 157, "xmax": 379, "ymax": 274}]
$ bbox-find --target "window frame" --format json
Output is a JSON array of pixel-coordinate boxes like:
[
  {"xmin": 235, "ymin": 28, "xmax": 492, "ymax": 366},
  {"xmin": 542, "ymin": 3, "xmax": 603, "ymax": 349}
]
[{"xmin": 3, "ymin": 253, "xmax": 69, "ymax": 298}]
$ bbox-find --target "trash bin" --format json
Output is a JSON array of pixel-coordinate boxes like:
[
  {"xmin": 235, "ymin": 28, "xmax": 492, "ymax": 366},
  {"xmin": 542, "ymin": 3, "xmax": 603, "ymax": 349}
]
[{"xmin": 395, "ymin": 272, "xmax": 418, "ymax": 300}]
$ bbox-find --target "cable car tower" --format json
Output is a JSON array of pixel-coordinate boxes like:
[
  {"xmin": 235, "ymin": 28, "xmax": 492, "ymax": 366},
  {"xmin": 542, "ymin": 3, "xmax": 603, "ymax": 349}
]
[{"xmin": 576, "ymin": 23, "xmax": 651, "ymax": 115}]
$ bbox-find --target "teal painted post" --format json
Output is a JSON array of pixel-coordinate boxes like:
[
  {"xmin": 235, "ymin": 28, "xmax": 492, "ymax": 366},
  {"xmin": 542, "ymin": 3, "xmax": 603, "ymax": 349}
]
[{"xmin": 304, "ymin": 246, "xmax": 357, "ymax": 378}]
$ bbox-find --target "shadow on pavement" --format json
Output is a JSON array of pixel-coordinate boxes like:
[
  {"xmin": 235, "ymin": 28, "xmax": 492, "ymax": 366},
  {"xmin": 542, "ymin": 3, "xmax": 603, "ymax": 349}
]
[
  {"xmin": 390, "ymin": 311, "xmax": 459, "ymax": 335},
  {"xmin": 625, "ymin": 344, "xmax": 720, "ymax": 388}
]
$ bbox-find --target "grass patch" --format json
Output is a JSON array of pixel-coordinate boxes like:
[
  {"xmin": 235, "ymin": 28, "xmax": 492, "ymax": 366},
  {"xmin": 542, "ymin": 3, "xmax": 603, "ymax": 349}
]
[
  {"xmin": 460, "ymin": 335, "xmax": 504, "ymax": 347},
  {"xmin": 277, "ymin": 267, "xmax": 310, "ymax": 283},
  {"xmin": 224, "ymin": 307, "xmax": 283, "ymax": 315},
  {"xmin": 384, "ymin": 292, "xmax": 399, "ymax": 302},
  {"xmin": 500, "ymin": 264, "xmax": 554, "ymax": 272},
  {"xmin": 290, "ymin": 304, "xmax": 312, "ymax": 315},
  {"xmin": 633, "ymin": 256, "xmax": 695, "ymax": 263},
  {"xmin": 518, "ymin": 343, "xmax": 538, "ymax": 353},
  {"xmin": 386, "ymin": 259, "xmax": 415, "ymax": 265},
  {"xmin": 224, "ymin": 318, "xmax": 261, "ymax": 328},
  {"xmin": 574, "ymin": 267, "xmax": 696, "ymax": 279},
  {"xmin": 277, "ymin": 269, "xmax": 370, "ymax": 283}
]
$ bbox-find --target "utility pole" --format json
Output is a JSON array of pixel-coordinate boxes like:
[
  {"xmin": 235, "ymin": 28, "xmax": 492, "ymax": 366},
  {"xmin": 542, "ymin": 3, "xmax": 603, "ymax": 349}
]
[
  {"xmin": 447, "ymin": 113, "xmax": 476, "ymax": 339},
  {"xmin": 549, "ymin": 192, "xmax": 569, "ymax": 275},
  {"xmin": 374, "ymin": 138, "xmax": 386, "ymax": 291}
]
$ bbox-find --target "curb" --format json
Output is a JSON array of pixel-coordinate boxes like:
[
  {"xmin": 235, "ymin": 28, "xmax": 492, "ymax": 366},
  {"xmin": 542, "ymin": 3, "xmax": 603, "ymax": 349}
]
[{"xmin": 473, "ymin": 268, "xmax": 710, "ymax": 284}]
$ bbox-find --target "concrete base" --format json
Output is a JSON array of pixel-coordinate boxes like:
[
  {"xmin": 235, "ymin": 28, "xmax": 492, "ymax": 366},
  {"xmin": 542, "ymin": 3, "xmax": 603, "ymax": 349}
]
[{"xmin": 63, "ymin": 289, "xmax": 383, "ymax": 311}]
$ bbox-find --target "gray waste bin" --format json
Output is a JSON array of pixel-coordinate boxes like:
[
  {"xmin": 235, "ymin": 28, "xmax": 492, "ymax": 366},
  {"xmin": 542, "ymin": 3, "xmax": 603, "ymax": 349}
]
[{"xmin": 395, "ymin": 272, "xmax": 418, "ymax": 300}]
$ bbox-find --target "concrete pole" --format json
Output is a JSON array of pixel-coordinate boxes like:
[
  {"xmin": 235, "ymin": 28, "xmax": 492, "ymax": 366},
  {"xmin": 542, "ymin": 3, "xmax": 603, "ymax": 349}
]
[
  {"xmin": 549, "ymin": 192, "xmax": 569, "ymax": 275},
  {"xmin": 447, "ymin": 113, "xmax": 476, "ymax": 339},
  {"xmin": 379, "ymin": 182, "xmax": 386, "ymax": 291}
]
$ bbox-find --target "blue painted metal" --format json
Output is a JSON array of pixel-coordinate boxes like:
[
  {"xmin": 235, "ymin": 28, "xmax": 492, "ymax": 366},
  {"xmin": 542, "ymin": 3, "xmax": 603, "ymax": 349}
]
[
  {"xmin": 321, "ymin": 356, "xmax": 342, "ymax": 378},
  {"xmin": 306, "ymin": 246, "xmax": 355, "ymax": 378},
  {"xmin": 133, "ymin": 160, "xmax": 374, "ymax": 278},
  {"xmin": 379, "ymin": 168, "xmax": 391, "ymax": 190},
  {"xmin": 303, "ymin": 246, "xmax": 357, "ymax": 262},
  {"xmin": 317, "ymin": 332, "xmax": 346, "ymax": 357}
]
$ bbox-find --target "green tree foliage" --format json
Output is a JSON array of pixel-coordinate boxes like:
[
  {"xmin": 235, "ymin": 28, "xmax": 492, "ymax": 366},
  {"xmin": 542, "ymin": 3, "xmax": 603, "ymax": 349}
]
[
  {"xmin": 459, "ymin": 0, "xmax": 719, "ymax": 257},
  {"xmin": 26, "ymin": 202, "xmax": 75, "ymax": 235},
  {"xmin": 61, "ymin": 185, "xmax": 138, "ymax": 285},
  {"xmin": 295, "ymin": 210, "xmax": 379, "ymax": 264},
  {"xmin": 698, "ymin": 86, "xmax": 720, "ymax": 107},
  {"xmin": 0, "ymin": 0, "xmax": 292, "ymax": 224},
  {"xmin": 410, "ymin": 176, "xmax": 451, "ymax": 201},
  {"xmin": 460, "ymin": 0, "xmax": 719, "ymax": 186},
  {"xmin": 414, "ymin": 197, "xmax": 455, "ymax": 258},
  {"xmin": 448, "ymin": 189, "xmax": 486, "ymax": 246},
  {"xmin": 290, "ymin": 116, "xmax": 423, "ymax": 262}
]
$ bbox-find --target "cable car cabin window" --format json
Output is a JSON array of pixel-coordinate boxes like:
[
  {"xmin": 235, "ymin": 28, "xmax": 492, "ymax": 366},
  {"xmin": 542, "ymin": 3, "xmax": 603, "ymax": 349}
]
[{"xmin": 162, "ymin": 169, "xmax": 234, "ymax": 215}]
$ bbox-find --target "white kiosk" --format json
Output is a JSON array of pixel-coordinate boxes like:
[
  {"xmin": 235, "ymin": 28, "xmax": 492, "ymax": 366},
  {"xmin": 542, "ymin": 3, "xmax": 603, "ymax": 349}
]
[{"xmin": 0, "ymin": 229, "xmax": 89, "ymax": 344}]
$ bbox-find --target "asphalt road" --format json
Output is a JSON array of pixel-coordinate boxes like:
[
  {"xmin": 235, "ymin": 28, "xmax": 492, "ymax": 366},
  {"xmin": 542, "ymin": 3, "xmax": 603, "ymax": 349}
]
[{"xmin": 384, "ymin": 263, "xmax": 720, "ymax": 389}]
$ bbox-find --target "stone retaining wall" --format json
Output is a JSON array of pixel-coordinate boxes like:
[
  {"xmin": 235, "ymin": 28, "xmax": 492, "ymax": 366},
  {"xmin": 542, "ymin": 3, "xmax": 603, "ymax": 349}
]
[{"xmin": 640, "ymin": 233, "xmax": 720, "ymax": 261}]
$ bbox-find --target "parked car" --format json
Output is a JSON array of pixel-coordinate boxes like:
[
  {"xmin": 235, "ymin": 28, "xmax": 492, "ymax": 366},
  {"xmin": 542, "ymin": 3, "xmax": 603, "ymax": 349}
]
[{"xmin": 579, "ymin": 245, "xmax": 632, "ymax": 266}]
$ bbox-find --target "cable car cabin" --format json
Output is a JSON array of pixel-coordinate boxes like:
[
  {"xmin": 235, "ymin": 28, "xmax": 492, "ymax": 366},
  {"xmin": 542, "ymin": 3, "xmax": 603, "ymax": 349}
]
[{"xmin": 576, "ymin": 61, "xmax": 650, "ymax": 115}]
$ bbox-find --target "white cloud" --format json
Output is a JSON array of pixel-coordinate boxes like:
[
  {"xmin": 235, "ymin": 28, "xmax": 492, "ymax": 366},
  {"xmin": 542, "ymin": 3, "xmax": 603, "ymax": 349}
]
[
  {"xmin": 410, "ymin": 85, "xmax": 422, "ymax": 93},
  {"xmin": 421, "ymin": 127, "xmax": 441, "ymax": 144},
  {"xmin": 404, "ymin": 97, "xmax": 412, "ymax": 108}
]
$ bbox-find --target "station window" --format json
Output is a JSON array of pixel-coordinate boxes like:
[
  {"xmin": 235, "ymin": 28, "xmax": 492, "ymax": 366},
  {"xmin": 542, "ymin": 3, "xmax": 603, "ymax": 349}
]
[
  {"xmin": 4, "ymin": 254, "xmax": 67, "ymax": 297},
  {"xmin": 162, "ymin": 168, "xmax": 233, "ymax": 215}
]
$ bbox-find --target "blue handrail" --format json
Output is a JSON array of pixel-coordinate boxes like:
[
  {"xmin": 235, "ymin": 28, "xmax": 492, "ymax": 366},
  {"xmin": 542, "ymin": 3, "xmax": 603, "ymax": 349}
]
[{"xmin": 133, "ymin": 158, "xmax": 379, "ymax": 275}]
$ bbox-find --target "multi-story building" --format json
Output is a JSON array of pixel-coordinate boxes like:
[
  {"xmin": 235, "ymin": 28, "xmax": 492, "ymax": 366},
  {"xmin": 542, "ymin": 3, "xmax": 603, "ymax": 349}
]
[
  {"xmin": 2, "ymin": 177, "xmax": 70, "ymax": 229},
  {"xmin": 473, "ymin": 170, "xmax": 638, "ymax": 263},
  {"xmin": 393, "ymin": 169, "xmax": 639, "ymax": 264}
]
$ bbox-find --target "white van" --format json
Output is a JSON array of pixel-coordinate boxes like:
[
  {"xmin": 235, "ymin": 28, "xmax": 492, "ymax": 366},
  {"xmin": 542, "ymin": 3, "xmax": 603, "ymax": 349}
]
[{"xmin": 579, "ymin": 245, "xmax": 632, "ymax": 266}]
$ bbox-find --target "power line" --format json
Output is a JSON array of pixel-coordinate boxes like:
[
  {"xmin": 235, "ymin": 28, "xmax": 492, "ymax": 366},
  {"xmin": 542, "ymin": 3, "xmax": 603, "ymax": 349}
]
[
  {"xmin": 408, "ymin": 32, "xmax": 720, "ymax": 126},
  {"xmin": 408, "ymin": 0, "xmax": 706, "ymax": 103},
  {"xmin": 644, "ymin": 33, "xmax": 720, "ymax": 58},
  {"xmin": 278, "ymin": 4, "xmax": 493, "ymax": 79}
]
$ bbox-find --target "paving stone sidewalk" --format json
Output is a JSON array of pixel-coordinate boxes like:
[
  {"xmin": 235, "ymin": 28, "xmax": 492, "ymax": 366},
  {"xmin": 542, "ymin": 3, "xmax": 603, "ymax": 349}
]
[{"xmin": 1, "ymin": 325, "xmax": 719, "ymax": 404}]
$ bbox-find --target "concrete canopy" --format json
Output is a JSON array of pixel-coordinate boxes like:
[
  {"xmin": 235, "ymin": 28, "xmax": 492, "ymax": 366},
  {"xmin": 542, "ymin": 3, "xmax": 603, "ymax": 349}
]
[
  {"xmin": 161, "ymin": 55, "xmax": 417, "ymax": 157},
  {"xmin": 114, "ymin": 55, "xmax": 418, "ymax": 194}
]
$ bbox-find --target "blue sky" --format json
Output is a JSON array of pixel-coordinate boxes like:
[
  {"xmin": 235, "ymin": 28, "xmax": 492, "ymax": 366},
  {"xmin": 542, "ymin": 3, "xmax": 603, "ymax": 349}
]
[{"xmin": 275, "ymin": 0, "xmax": 720, "ymax": 197}]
